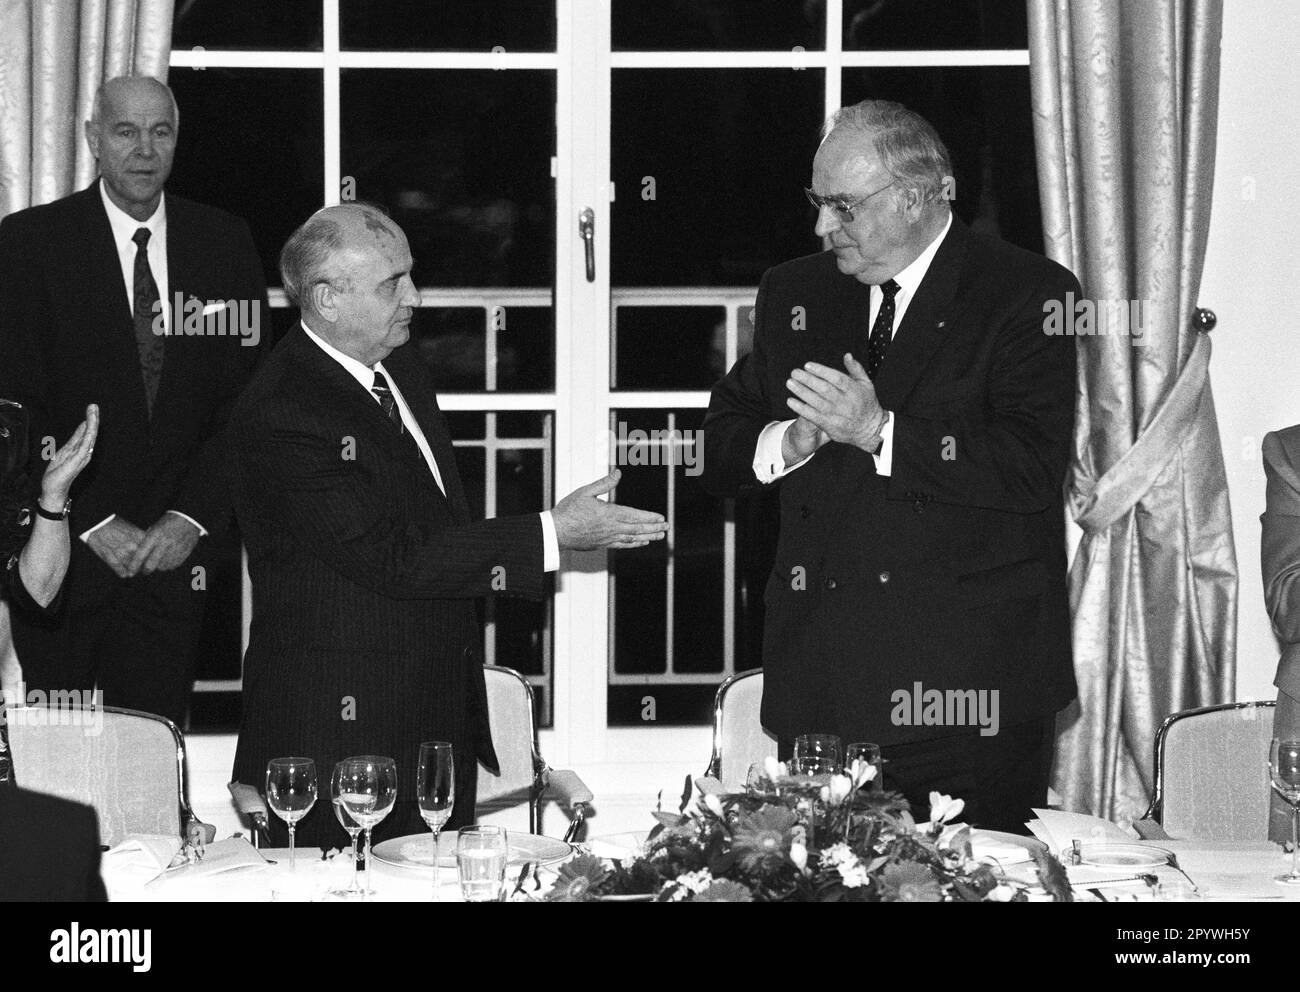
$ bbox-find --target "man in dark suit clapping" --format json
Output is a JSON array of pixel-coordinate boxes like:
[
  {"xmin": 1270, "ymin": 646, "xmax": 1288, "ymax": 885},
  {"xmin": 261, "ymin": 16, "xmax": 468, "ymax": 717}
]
[
  {"xmin": 0, "ymin": 76, "xmax": 268, "ymax": 726},
  {"xmin": 702, "ymin": 100, "xmax": 1079, "ymax": 832},
  {"xmin": 230, "ymin": 204, "xmax": 667, "ymax": 847}
]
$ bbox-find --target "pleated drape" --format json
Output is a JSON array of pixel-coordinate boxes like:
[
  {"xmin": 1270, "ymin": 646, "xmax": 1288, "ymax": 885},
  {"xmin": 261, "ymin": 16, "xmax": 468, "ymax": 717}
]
[
  {"xmin": 0, "ymin": 0, "xmax": 173, "ymax": 218},
  {"xmin": 1028, "ymin": 0, "xmax": 1237, "ymax": 825}
]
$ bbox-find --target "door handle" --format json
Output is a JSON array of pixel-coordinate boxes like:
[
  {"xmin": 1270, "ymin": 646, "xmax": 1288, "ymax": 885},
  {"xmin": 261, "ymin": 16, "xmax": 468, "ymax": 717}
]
[{"xmin": 579, "ymin": 207, "xmax": 595, "ymax": 282}]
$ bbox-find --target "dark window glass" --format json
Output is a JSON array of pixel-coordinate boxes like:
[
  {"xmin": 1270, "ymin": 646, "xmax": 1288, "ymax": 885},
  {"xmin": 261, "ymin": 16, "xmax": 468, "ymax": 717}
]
[
  {"xmin": 342, "ymin": 0, "xmax": 555, "ymax": 52},
  {"xmin": 842, "ymin": 0, "xmax": 1028, "ymax": 49},
  {"xmin": 168, "ymin": 68, "xmax": 324, "ymax": 288},
  {"xmin": 172, "ymin": 0, "xmax": 323, "ymax": 50},
  {"xmin": 612, "ymin": 69, "xmax": 823, "ymax": 287},
  {"xmin": 496, "ymin": 411, "xmax": 550, "ymax": 437},
  {"xmin": 614, "ymin": 0, "xmax": 825, "ymax": 51},
  {"xmin": 409, "ymin": 307, "xmax": 487, "ymax": 390},
  {"xmin": 497, "ymin": 306, "xmax": 555, "ymax": 392},
  {"xmin": 840, "ymin": 67, "xmax": 1043, "ymax": 254},
  {"xmin": 340, "ymin": 70, "xmax": 555, "ymax": 290},
  {"xmin": 444, "ymin": 411, "xmax": 485, "ymax": 440},
  {"xmin": 613, "ymin": 306, "xmax": 726, "ymax": 390}
]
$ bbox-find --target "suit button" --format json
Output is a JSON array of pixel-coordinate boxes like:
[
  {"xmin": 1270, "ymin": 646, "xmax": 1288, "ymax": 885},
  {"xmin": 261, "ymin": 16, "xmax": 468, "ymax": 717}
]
[
  {"xmin": 878, "ymin": 571, "xmax": 891, "ymax": 584},
  {"xmin": 824, "ymin": 578, "xmax": 837, "ymax": 590},
  {"xmin": 800, "ymin": 505, "xmax": 811, "ymax": 519}
]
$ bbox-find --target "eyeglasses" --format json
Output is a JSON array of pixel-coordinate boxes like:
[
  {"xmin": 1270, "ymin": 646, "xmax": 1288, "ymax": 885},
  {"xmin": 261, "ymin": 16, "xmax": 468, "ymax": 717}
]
[{"xmin": 804, "ymin": 180, "xmax": 895, "ymax": 222}]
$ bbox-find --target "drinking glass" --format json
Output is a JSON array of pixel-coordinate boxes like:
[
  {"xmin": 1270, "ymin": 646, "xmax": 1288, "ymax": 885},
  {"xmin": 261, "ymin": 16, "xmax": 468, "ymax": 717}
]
[
  {"xmin": 457, "ymin": 825, "xmax": 508, "ymax": 902},
  {"xmin": 846, "ymin": 742, "xmax": 884, "ymax": 793},
  {"xmin": 792, "ymin": 733, "xmax": 842, "ymax": 779},
  {"xmin": 265, "ymin": 757, "xmax": 317, "ymax": 871},
  {"xmin": 1269, "ymin": 738, "xmax": 1300, "ymax": 885},
  {"xmin": 417, "ymin": 741, "xmax": 455, "ymax": 900},
  {"xmin": 329, "ymin": 761, "xmax": 365, "ymax": 898},
  {"xmin": 337, "ymin": 755, "xmax": 398, "ymax": 897}
]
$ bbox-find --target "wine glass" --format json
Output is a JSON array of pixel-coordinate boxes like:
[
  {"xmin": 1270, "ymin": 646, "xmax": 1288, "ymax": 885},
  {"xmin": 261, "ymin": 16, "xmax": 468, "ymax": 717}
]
[
  {"xmin": 265, "ymin": 757, "xmax": 318, "ymax": 871},
  {"xmin": 337, "ymin": 755, "xmax": 398, "ymax": 897},
  {"xmin": 846, "ymin": 742, "xmax": 883, "ymax": 793},
  {"xmin": 417, "ymin": 741, "xmax": 455, "ymax": 900},
  {"xmin": 329, "ymin": 761, "xmax": 365, "ymax": 898},
  {"xmin": 457, "ymin": 825, "xmax": 509, "ymax": 902},
  {"xmin": 792, "ymin": 733, "xmax": 842, "ymax": 779},
  {"xmin": 1269, "ymin": 738, "xmax": 1300, "ymax": 884}
]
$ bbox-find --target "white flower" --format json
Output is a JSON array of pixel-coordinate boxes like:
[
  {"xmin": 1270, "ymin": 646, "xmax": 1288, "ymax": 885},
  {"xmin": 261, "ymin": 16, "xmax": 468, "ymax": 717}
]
[
  {"xmin": 819, "ymin": 785, "xmax": 831, "ymax": 804},
  {"xmin": 701, "ymin": 792, "xmax": 725, "ymax": 819},
  {"xmin": 837, "ymin": 860, "xmax": 871, "ymax": 889},
  {"xmin": 670, "ymin": 868, "xmax": 714, "ymax": 901},
  {"xmin": 928, "ymin": 791, "xmax": 965, "ymax": 826},
  {"xmin": 987, "ymin": 884, "xmax": 1017, "ymax": 902},
  {"xmin": 849, "ymin": 758, "xmax": 877, "ymax": 788},
  {"xmin": 789, "ymin": 842, "xmax": 809, "ymax": 872},
  {"xmin": 763, "ymin": 756, "xmax": 787, "ymax": 781},
  {"xmin": 828, "ymin": 774, "xmax": 853, "ymax": 806},
  {"xmin": 819, "ymin": 842, "xmax": 855, "ymax": 867}
]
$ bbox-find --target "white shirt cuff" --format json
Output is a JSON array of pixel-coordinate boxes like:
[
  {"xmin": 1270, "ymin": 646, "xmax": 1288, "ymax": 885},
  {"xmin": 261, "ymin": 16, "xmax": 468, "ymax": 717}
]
[
  {"xmin": 753, "ymin": 420, "xmax": 815, "ymax": 484},
  {"xmin": 166, "ymin": 510, "xmax": 208, "ymax": 538},
  {"xmin": 871, "ymin": 412, "xmax": 894, "ymax": 476},
  {"xmin": 79, "ymin": 514, "xmax": 116, "ymax": 543},
  {"xmin": 540, "ymin": 511, "xmax": 559, "ymax": 572}
]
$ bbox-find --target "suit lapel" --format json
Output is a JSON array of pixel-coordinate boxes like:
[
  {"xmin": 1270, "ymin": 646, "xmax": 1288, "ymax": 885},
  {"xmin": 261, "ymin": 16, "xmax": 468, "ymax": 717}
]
[
  {"xmin": 872, "ymin": 219, "xmax": 968, "ymax": 411},
  {"xmin": 82, "ymin": 187, "xmax": 152, "ymax": 431},
  {"xmin": 386, "ymin": 347, "xmax": 471, "ymax": 523}
]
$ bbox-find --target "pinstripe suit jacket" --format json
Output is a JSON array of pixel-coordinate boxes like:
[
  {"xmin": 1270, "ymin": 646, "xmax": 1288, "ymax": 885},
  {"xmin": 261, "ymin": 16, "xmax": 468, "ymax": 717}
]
[{"xmin": 230, "ymin": 325, "xmax": 544, "ymax": 840}]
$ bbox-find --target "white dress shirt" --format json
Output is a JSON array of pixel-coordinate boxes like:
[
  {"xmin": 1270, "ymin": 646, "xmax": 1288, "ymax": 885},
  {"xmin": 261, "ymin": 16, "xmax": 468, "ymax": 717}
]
[
  {"xmin": 81, "ymin": 181, "xmax": 206, "ymax": 542},
  {"xmin": 753, "ymin": 211, "xmax": 953, "ymax": 483},
  {"xmin": 301, "ymin": 322, "xmax": 559, "ymax": 571}
]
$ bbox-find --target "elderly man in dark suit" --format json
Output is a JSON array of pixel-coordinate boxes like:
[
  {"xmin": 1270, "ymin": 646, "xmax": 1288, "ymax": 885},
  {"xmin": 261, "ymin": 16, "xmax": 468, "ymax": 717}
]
[
  {"xmin": 0, "ymin": 76, "xmax": 268, "ymax": 726},
  {"xmin": 230, "ymin": 204, "xmax": 667, "ymax": 848},
  {"xmin": 701, "ymin": 100, "xmax": 1079, "ymax": 832}
]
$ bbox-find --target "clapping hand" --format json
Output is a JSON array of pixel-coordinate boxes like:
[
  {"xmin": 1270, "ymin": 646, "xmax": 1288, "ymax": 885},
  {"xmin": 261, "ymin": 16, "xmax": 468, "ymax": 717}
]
[
  {"xmin": 786, "ymin": 354, "xmax": 888, "ymax": 455},
  {"xmin": 38, "ymin": 403, "xmax": 98, "ymax": 510}
]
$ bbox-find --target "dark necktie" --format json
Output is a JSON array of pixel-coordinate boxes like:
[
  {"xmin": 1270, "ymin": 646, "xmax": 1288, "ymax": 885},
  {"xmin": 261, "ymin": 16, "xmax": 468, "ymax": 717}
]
[
  {"xmin": 865, "ymin": 278, "xmax": 901, "ymax": 380},
  {"xmin": 371, "ymin": 370, "xmax": 406, "ymax": 435},
  {"xmin": 131, "ymin": 227, "xmax": 164, "ymax": 415}
]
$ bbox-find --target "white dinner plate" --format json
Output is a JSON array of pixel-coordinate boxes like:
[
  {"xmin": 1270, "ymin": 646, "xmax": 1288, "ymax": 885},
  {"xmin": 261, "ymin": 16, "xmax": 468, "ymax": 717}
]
[
  {"xmin": 1075, "ymin": 843, "xmax": 1172, "ymax": 869},
  {"xmin": 371, "ymin": 831, "xmax": 573, "ymax": 870}
]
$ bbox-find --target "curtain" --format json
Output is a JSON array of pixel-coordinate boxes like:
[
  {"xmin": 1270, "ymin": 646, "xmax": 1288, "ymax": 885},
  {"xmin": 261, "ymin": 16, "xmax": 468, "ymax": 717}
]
[
  {"xmin": 0, "ymin": 0, "xmax": 173, "ymax": 699},
  {"xmin": 1028, "ymin": 0, "xmax": 1236, "ymax": 824}
]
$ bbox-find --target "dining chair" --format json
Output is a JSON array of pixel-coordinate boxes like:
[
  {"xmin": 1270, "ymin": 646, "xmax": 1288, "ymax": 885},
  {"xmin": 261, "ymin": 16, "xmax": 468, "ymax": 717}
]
[
  {"xmin": 5, "ymin": 703, "xmax": 214, "ymax": 848},
  {"xmin": 477, "ymin": 665, "xmax": 593, "ymax": 842},
  {"xmin": 1135, "ymin": 699, "xmax": 1277, "ymax": 842},
  {"xmin": 704, "ymin": 668, "xmax": 778, "ymax": 789}
]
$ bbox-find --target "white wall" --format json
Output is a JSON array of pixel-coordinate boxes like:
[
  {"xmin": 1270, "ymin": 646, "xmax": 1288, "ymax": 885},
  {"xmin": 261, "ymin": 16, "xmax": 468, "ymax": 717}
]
[{"xmin": 1203, "ymin": 0, "xmax": 1300, "ymax": 703}]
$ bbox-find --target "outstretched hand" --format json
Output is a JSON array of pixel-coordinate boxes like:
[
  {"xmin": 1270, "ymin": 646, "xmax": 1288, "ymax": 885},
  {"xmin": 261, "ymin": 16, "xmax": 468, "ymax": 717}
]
[
  {"xmin": 552, "ymin": 469, "xmax": 669, "ymax": 551},
  {"xmin": 39, "ymin": 403, "xmax": 99, "ymax": 507}
]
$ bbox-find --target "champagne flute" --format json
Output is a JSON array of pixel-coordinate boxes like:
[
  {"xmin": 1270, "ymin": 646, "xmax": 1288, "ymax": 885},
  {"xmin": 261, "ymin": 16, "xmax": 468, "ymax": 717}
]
[
  {"xmin": 1269, "ymin": 738, "xmax": 1300, "ymax": 885},
  {"xmin": 337, "ymin": 755, "xmax": 398, "ymax": 897},
  {"xmin": 417, "ymin": 741, "xmax": 455, "ymax": 900},
  {"xmin": 329, "ymin": 761, "xmax": 365, "ymax": 898},
  {"xmin": 457, "ymin": 825, "xmax": 509, "ymax": 902},
  {"xmin": 265, "ymin": 757, "xmax": 318, "ymax": 871}
]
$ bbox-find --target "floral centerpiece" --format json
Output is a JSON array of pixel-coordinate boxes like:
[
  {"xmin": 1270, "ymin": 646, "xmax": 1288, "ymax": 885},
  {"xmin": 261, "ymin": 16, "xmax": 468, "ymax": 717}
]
[{"xmin": 547, "ymin": 757, "xmax": 1072, "ymax": 902}]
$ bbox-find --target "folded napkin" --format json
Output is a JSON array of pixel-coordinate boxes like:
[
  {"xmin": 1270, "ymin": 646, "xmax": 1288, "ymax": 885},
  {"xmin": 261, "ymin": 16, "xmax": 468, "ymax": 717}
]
[
  {"xmin": 102, "ymin": 834, "xmax": 185, "ymax": 895},
  {"xmin": 1027, "ymin": 808, "xmax": 1134, "ymax": 857}
]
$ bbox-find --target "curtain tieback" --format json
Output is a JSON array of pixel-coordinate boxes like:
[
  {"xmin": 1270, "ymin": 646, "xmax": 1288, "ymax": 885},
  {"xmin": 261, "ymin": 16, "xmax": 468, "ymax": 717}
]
[{"xmin": 1069, "ymin": 332, "xmax": 1213, "ymax": 533}]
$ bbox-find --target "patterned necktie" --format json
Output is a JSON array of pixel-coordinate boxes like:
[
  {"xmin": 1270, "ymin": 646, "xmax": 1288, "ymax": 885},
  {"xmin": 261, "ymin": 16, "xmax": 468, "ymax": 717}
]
[
  {"xmin": 131, "ymin": 227, "xmax": 164, "ymax": 415},
  {"xmin": 371, "ymin": 370, "xmax": 409, "ymax": 438},
  {"xmin": 865, "ymin": 278, "xmax": 901, "ymax": 380}
]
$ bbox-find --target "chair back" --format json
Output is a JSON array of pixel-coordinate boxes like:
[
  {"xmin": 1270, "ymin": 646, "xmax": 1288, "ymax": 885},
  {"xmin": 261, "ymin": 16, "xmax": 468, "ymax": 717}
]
[
  {"xmin": 5, "ymin": 704, "xmax": 191, "ymax": 846},
  {"xmin": 476, "ymin": 666, "xmax": 544, "ymax": 831},
  {"xmin": 1151, "ymin": 700, "xmax": 1276, "ymax": 841},
  {"xmin": 705, "ymin": 669, "xmax": 777, "ymax": 789}
]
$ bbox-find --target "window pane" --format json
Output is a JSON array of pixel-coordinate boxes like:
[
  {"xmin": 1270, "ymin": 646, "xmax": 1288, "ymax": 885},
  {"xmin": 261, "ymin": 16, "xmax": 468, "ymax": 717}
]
[
  {"xmin": 609, "ymin": 409, "xmax": 720, "ymax": 726},
  {"xmin": 841, "ymin": 67, "xmax": 1043, "ymax": 254},
  {"xmin": 497, "ymin": 306, "xmax": 555, "ymax": 392},
  {"xmin": 342, "ymin": 0, "xmax": 556, "ymax": 52},
  {"xmin": 613, "ymin": 306, "xmax": 725, "ymax": 390},
  {"xmin": 172, "ymin": 0, "xmax": 323, "ymax": 50},
  {"xmin": 410, "ymin": 307, "xmax": 487, "ymax": 390},
  {"xmin": 169, "ymin": 68, "xmax": 324, "ymax": 288},
  {"xmin": 612, "ymin": 69, "xmax": 822, "ymax": 287},
  {"xmin": 842, "ymin": 0, "xmax": 1028, "ymax": 49},
  {"xmin": 340, "ymin": 70, "xmax": 556, "ymax": 290},
  {"xmin": 614, "ymin": 0, "xmax": 825, "ymax": 51}
]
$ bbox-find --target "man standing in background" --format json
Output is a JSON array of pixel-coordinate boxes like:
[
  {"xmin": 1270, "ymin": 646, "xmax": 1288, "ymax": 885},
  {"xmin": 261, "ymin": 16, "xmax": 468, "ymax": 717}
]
[{"xmin": 0, "ymin": 75, "xmax": 268, "ymax": 725}]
